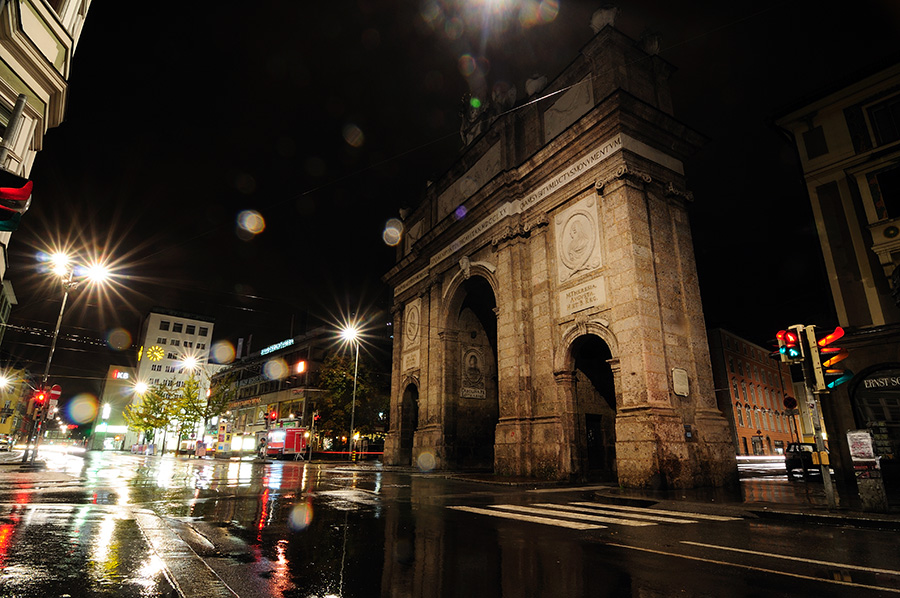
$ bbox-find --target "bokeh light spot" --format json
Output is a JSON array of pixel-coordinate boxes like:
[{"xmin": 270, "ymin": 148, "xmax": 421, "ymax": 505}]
[
  {"xmin": 288, "ymin": 503, "xmax": 313, "ymax": 531},
  {"xmin": 264, "ymin": 359, "xmax": 289, "ymax": 380},
  {"xmin": 212, "ymin": 341, "xmax": 236, "ymax": 364},
  {"xmin": 342, "ymin": 124, "xmax": 365, "ymax": 148},
  {"xmin": 417, "ymin": 451, "xmax": 436, "ymax": 472},
  {"xmin": 458, "ymin": 54, "xmax": 476, "ymax": 77},
  {"xmin": 236, "ymin": 210, "xmax": 265, "ymax": 239},
  {"xmin": 67, "ymin": 394, "xmax": 98, "ymax": 424},
  {"xmin": 454, "ymin": 205, "xmax": 467, "ymax": 220},
  {"xmin": 106, "ymin": 328, "xmax": 132, "ymax": 351},
  {"xmin": 470, "ymin": 97, "xmax": 482, "ymax": 109},
  {"xmin": 383, "ymin": 218, "xmax": 404, "ymax": 246},
  {"xmin": 444, "ymin": 17, "xmax": 464, "ymax": 40},
  {"xmin": 539, "ymin": 0, "xmax": 559, "ymax": 23}
]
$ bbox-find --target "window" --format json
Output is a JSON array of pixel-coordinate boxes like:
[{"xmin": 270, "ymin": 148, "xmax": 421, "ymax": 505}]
[
  {"xmin": 737, "ymin": 361, "xmax": 744, "ymax": 376},
  {"xmin": 728, "ymin": 357, "xmax": 734, "ymax": 373},
  {"xmin": 732, "ymin": 380, "xmax": 739, "ymax": 401},
  {"xmin": 198, "ymin": 343, "xmax": 206, "ymax": 350},
  {"xmin": 173, "ymin": 323, "xmax": 183, "ymax": 333},
  {"xmin": 184, "ymin": 341, "xmax": 193, "ymax": 348},
  {"xmin": 868, "ymin": 95, "xmax": 900, "ymax": 146},
  {"xmin": 167, "ymin": 352, "xmax": 177, "ymax": 360},
  {"xmin": 165, "ymin": 365, "xmax": 175, "ymax": 373},
  {"xmin": 171, "ymin": 340, "xmax": 180, "ymax": 347},
  {"xmin": 741, "ymin": 381, "xmax": 747, "ymax": 401},
  {"xmin": 160, "ymin": 321, "xmax": 170, "ymax": 331},
  {"xmin": 803, "ymin": 126, "xmax": 828, "ymax": 159},
  {"xmin": 151, "ymin": 364, "xmax": 161, "ymax": 372},
  {"xmin": 735, "ymin": 404, "xmax": 744, "ymax": 426},
  {"xmin": 199, "ymin": 327, "xmax": 209, "ymax": 337},
  {"xmin": 869, "ymin": 165, "xmax": 900, "ymax": 221},
  {"xmin": 157, "ymin": 337, "xmax": 166, "ymax": 344},
  {"xmin": 186, "ymin": 325, "xmax": 196, "ymax": 335}
]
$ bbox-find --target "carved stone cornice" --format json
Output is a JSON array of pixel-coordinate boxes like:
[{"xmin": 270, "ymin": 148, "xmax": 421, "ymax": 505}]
[
  {"xmin": 663, "ymin": 181, "xmax": 694, "ymax": 202},
  {"xmin": 595, "ymin": 165, "xmax": 652, "ymax": 195},
  {"xmin": 490, "ymin": 212, "xmax": 549, "ymax": 247}
]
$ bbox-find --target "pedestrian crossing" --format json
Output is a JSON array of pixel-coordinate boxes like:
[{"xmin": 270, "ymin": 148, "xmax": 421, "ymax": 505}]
[{"xmin": 448, "ymin": 501, "xmax": 741, "ymax": 530}]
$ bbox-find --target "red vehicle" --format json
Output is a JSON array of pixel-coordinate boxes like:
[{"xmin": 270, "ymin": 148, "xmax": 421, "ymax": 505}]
[{"xmin": 266, "ymin": 427, "xmax": 309, "ymax": 460}]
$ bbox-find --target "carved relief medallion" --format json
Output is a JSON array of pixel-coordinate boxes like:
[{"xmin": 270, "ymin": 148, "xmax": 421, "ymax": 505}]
[
  {"xmin": 555, "ymin": 197, "xmax": 602, "ymax": 282},
  {"xmin": 404, "ymin": 299, "xmax": 421, "ymax": 349}
]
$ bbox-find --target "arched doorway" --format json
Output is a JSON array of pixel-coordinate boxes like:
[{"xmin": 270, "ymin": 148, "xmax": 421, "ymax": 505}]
[
  {"xmin": 571, "ymin": 334, "xmax": 617, "ymax": 480},
  {"xmin": 448, "ymin": 276, "xmax": 499, "ymax": 471},
  {"xmin": 399, "ymin": 383, "xmax": 418, "ymax": 466}
]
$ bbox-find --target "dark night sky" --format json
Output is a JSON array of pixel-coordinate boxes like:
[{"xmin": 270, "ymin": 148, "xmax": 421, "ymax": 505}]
[{"xmin": 3, "ymin": 1, "xmax": 899, "ymax": 404}]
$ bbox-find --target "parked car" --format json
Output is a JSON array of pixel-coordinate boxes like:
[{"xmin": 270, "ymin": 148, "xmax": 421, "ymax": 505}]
[
  {"xmin": 785, "ymin": 442, "xmax": 825, "ymax": 479},
  {"xmin": 0, "ymin": 435, "xmax": 11, "ymax": 451}
]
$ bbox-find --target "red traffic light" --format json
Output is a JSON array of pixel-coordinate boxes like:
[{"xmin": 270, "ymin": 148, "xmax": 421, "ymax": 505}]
[
  {"xmin": 33, "ymin": 389, "xmax": 47, "ymax": 404},
  {"xmin": 270, "ymin": 411, "xmax": 277, "ymax": 420}
]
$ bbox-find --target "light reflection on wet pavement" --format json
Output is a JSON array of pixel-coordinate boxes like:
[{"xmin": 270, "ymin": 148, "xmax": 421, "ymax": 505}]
[{"xmin": 0, "ymin": 450, "xmax": 896, "ymax": 597}]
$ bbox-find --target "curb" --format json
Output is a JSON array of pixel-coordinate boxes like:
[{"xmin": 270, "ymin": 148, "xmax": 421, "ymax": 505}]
[{"xmin": 748, "ymin": 507, "xmax": 900, "ymax": 531}]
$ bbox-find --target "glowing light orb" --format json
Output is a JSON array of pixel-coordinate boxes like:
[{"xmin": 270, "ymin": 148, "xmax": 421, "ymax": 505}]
[
  {"xmin": 470, "ymin": 97, "xmax": 482, "ymax": 109},
  {"xmin": 342, "ymin": 123, "xmax": 365, "ymax": 148},
  {"xmin": 263, "ymin": 359, "xmax": 289, "ymax": 380},
  {"xmin": 212, "ymin": 341, "xmax": 236, "ymax": 364},
  {"xmin": 417, "ymin": 451, "xmax": 436, "ymax": 472},
  {"xmin": 288, "ymin": 503, "xmax": 313, "ymax": 531},
  {"xmin": 237, "ymin": 210, "xmax": 265, "ymax": 237},
  {"xmin": 538, "ymin": 0, "xmax": 559, "ymax": 23},
  {"xmin": 458, "ymin": 54, "xmax": 477, "ymax": 77},
  {"xmin": 67, "ymin": 394, "xmax": 98, "ymax": 424},
  {"xmin": 382, "ymin": 218, "xmax": 403, "ymax": 246},
  {"xmin": 454, "ymin": 205, "xmax": 467, "ymax": 220},
  {"xmin": 106, "ymin": 328, "xmax": 132, "ymax": 351},
  {"xmin": 444, "ymin": 17, "xmax": 464, "ymax": 40}
]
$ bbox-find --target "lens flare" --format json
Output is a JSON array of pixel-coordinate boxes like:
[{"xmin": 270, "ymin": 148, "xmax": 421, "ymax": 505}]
[
  {"xmin": 454, "ymin": 205, "xmax": 467, "ymax": 220},
  {"xmin": 106, "ymin": 328, "xmax": 132, "ymax": 351},
  {"xmin": 458, "ymin": 54, "xmax": 477, "ymax": 77},
  {"xmin": 288, "ymin": 503, "xmax": 313, "ymax": 531},
  {"xmin": 264, "ymin": 359, "xmax": 289, "ymax": 380},
  {"xmin": 237, "ymin": 210, "xmax": 265, "ymax": 238},
  {"xmin": 212, "ymin": 341, "xmax": 236, "ymax": 364},
  {"xmin": 342, "ymin": 123, "xmax": 365, "ymax": 148},
  {"xmin": 539, "ymin": 0, "xmax": 559, "ymax": 22},
  {"xmin": 444, "ymin": 17, "xmax": 464, "ymax": 39},
  {"xmin": 67, "ymin": 394, "xmax": 98, "ymax": 424},
  {"xmin": 417, "ymin": 451, "xmax": 436, "ymax": 472},
  {"xmin": 383, "ymin": 218, "xmax": 403, "ymax": 246}
]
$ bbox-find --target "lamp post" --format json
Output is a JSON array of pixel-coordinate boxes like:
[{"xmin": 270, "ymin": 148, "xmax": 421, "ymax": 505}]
[
  {"xmin": 340, "ymin": 325, "xmax": 360, "ymax": 461},
  {"xmin": 24, "ymin": 253, "xmax": 109, "ymax": 464}
]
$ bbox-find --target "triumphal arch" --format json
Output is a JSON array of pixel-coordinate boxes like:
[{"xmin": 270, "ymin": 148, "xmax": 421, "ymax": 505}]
[{"xmin": 383, "ymin": 24, "xmax": 737, "ymax": 488}]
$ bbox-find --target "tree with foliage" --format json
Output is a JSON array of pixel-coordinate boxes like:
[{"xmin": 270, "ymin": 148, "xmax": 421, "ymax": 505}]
[
  {"xmin": 173, "ymin": 375, "xmax": 205, "ymax": 446},
  {"xmin": 317, "ymin": 352, "xmax": 388, "ymax": 441},
  {"xmin": 199, "ymin": 370, "xmax": 238, "ymax": 429},
  {"xmin": 123, "ymin": 384, "xmax": 177, "ymax": 445}
]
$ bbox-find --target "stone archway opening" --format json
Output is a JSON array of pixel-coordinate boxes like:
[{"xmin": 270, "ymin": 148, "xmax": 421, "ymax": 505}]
[
  {"xmin": 399, "ymin": 383, "xmax": 419, "ymax": 466},
  {"xmin": 451, "ymin": 276, "xmax": 499, "ymax": 471},
  {"xmin": 571, "ymin": 334, "xmax": 617, "ymax": 480}
]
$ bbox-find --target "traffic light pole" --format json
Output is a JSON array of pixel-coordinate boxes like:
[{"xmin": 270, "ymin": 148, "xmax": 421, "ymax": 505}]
[{"xmin": 798, "ymin": 325, "xmax": 837, "ymax": 510}]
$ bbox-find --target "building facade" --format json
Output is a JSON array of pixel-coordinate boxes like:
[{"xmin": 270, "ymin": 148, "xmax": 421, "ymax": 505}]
[
  {"xmin": 777, "ymin": 62, "xmax": 900, "ymax": 501},
  {"xmin": 212, "ymin": 328, "xmax": 330, "ymax": 456},
  {"xmin": 0, "ymin": 0, "xmax": 92, "ymax": 344},
  {"xmin": 383, "ymin": 21, "xmax": 736, "ymax": 488},
  {"xmin": 87, "ymin": 365, "xmax": 134, "ymax": 450},
  {"xmin": 135, "ymin": 307, "xmax": 215, "ymax": 391},
  {"xmin": 708, "ymin": 329, "xmax": 803, "ymax": 456}
]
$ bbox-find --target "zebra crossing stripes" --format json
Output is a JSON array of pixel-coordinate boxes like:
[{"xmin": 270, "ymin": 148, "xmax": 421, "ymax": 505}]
[
  {"xmin": 569, "ymin": 502, "xmax": 742, "ymax": 522},
  {"xmin": 449, "ymin": 506, "xmax": 605, "ymax": 530},
  {"xmin": 449, "ymin": 502, "xmax": 742, "ymax": 530}
]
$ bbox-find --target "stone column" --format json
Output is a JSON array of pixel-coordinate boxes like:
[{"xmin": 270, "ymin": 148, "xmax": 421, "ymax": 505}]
[{"xmin": 384, "ymin": 303, "xmax": 404, "ymax": 465}]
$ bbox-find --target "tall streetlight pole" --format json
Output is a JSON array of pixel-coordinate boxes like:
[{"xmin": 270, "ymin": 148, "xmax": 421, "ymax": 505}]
[
  {"xmin": 340, "ymin": 326, "xmax": 360, "ymax": 461},
  {"xmin": 23, "ymin": 253, "xmax": 109, "ymax": 464}
]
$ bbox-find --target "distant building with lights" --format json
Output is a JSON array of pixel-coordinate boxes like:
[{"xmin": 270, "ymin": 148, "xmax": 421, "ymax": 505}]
[
  {"xmin": 707, "ymin": 329, "xmax": 805, "ymax": 456},
  {"xmin": 135, "ymin": 307, "xmax": 215, "ymax": 391},
  {"xmin": 211, "ymin": 327, "xmax": 332, "ymax": 456},
  {"xmin": 87, "ymin": 365, "xmax": 134, "ymax": 450},
  {"xmin": 777, "ymin": 61, "xmax": 900, "ymax": 502},
  {"xmin": 0, "ymin": 0, "xmax": 93, "ymax": 346}
]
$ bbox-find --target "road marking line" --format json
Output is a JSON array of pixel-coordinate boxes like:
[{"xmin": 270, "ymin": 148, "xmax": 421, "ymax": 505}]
[
  {"xmin": 541, "ymin": 503, "xmax": 697, "ymax": 524},
  {"xmin": 492, "ymin": 504, "xmax": 654, "ymax": 526},
  {"xmin": 449, "ymin": 506, "xmax": 605, "ymax": 530},
  {"xmin": 572, "ymin": 502, "xmax": 741, "ymax": 521},
  {"xmin": 604, "ymin": 541, "xmax": 900, "ymax": 594},
  {"xmin": 526, "ymin": 485, "xmax": 614, "ymax": 493},
  {"xmin": 681, "ymin": 541, "xmax": 900, "ymax": 576}
]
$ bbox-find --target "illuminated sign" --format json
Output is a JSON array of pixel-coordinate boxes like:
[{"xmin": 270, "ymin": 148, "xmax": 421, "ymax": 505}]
[
  {"xmin": 260, "ymin": 338, "xmax": 294, "ymax": 356},
  {"xmin": 112, "ymin": 370, "xmax": 130, "ymax": 380}
]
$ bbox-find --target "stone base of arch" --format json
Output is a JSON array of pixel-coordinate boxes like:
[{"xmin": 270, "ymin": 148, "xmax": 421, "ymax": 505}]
[
  {"xmin": 615, "ymin": 407, "xmax": 738, "ymax": 489},
  {"xmin": 494, "ymin": 417, "xmax": 575, "ymax": 480}
]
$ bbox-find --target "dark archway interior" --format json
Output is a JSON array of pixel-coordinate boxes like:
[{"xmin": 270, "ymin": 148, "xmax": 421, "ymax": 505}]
[
  {"xmin": 571, "ymin": 334, "xmax": 616, "ymax": 478},
  {"xmin": 459, "ymin": 276, "xmax": 497, "ymax": 356},
  {"xmin": 400, "ymin": 384, "xmax": 418, "ymax": 465}
]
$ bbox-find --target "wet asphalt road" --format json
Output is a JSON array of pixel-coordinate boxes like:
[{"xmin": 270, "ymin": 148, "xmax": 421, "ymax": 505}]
[{"xmin": 0, "ymin": 450, "xmax": 898, "ymax": 597}]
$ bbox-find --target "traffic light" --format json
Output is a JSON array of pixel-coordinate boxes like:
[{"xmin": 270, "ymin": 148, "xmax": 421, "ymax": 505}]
[
  {"xmin": 776, "ymin": 329, "xmax": 803, "ymax": 363},
  {"xmin": 32, "ymin": 388, "xmax": 47, "ymax": 405},
  {"xmin": 810, "ymin": 326, "xmax": 853, "ymax": 390}
]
